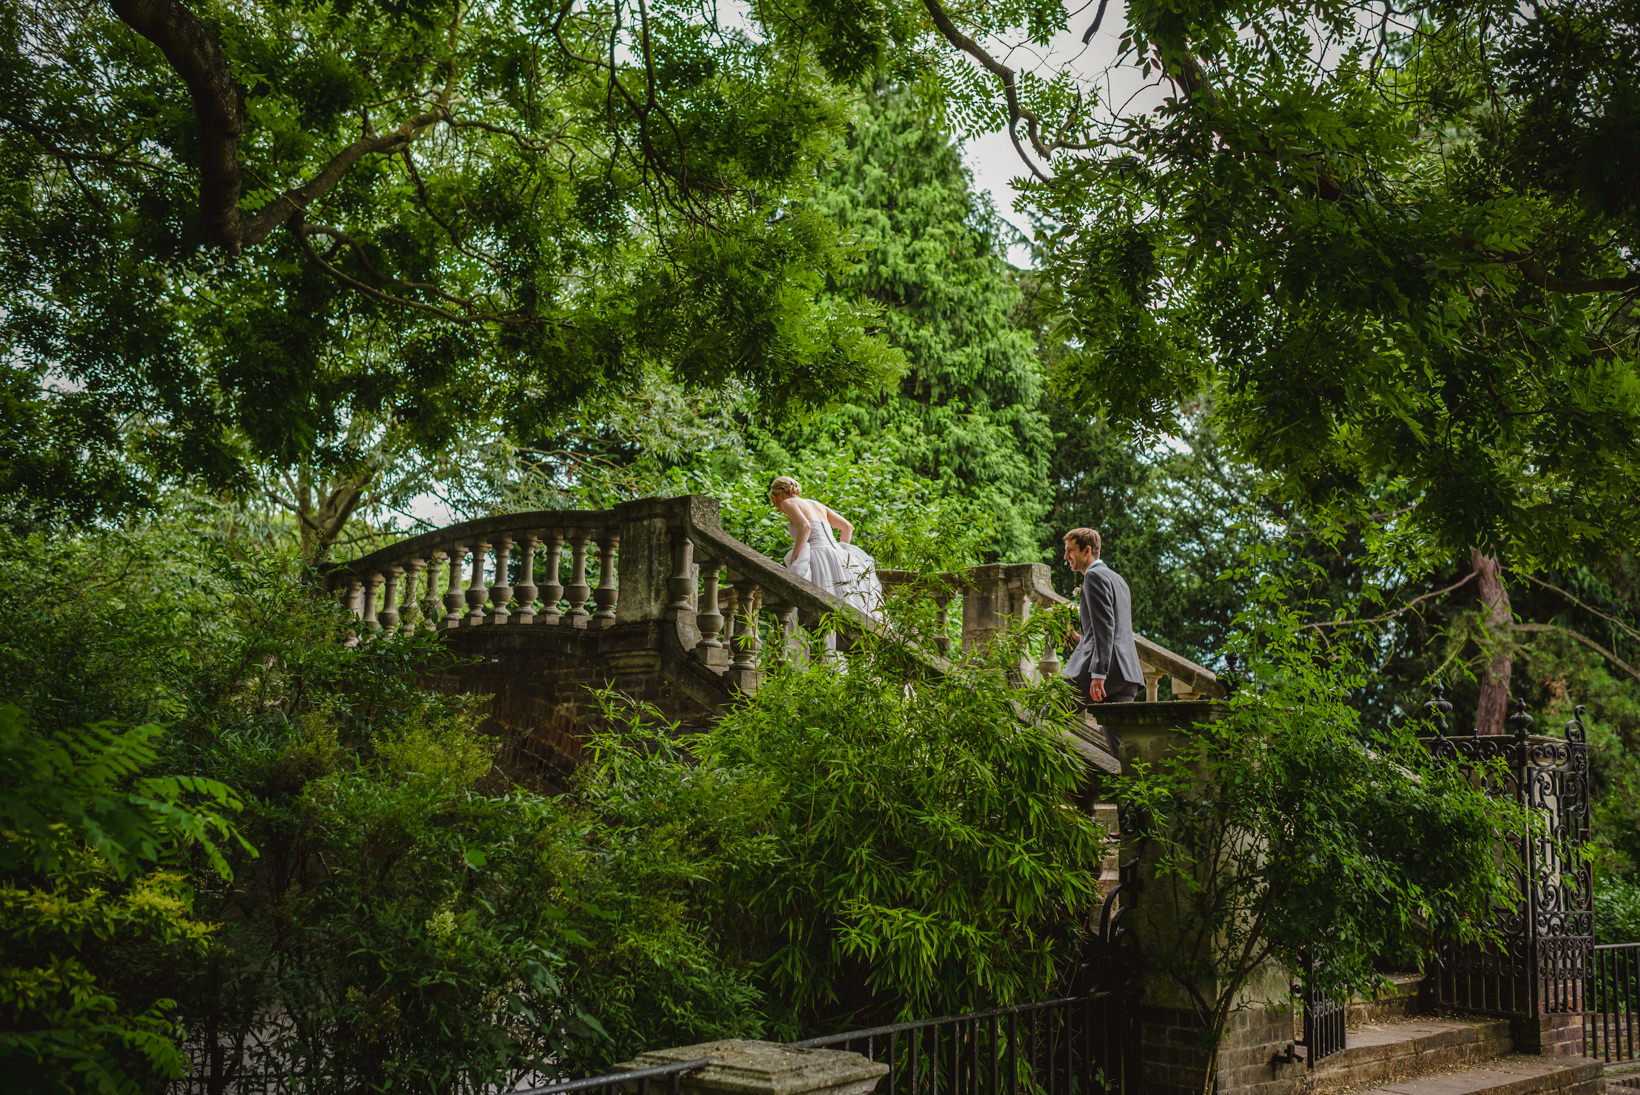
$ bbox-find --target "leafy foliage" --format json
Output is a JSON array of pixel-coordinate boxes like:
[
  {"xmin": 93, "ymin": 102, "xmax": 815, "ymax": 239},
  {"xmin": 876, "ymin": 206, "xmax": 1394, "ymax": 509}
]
[
  {"xmin": 1, "ymin": 0, "xmax": 903, "ymax": 555},
  {"xmin": 583, "ymin": 611, "xmax": 1108, "ymax": 1030},
  {"xmin": 0, "ymin": 520, "xmax": 773, "ymax": 1090},
  {"xmin": 902, "ymin": 0, "xmax": 1640, "ymax": 565},
  {"xmin": 0, "ymin": 701, "xmax": 244, "ymax": 1095}
]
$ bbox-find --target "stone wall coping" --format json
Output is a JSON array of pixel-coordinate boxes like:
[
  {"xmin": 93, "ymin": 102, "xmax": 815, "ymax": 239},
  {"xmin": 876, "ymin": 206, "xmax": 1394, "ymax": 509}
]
[{"xmin": 618, "ymin": 1039, "xmax": 888, "ymax": 1095}]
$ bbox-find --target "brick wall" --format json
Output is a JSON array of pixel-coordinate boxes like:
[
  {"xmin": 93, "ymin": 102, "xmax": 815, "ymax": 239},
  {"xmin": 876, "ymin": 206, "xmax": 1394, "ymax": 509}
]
[
  {"xmin": 1137, "ymin": 1003, "xmax": 1303, "ymax": 1095},
  {"xmin": 1512, "ymin": 1012, "xmax": 1586, "ymax": 1057}
]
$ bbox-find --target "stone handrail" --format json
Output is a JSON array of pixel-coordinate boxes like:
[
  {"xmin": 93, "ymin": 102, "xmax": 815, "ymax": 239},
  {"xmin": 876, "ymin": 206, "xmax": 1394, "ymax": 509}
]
[{"xmin": 323, "ymin": 494, "xmax": 1218, "ymax": 701}]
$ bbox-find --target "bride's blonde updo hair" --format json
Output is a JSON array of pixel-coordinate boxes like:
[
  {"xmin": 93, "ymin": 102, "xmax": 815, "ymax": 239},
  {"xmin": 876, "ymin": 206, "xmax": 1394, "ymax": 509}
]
[{"xmin": 768, "ymin": 475, "xmax": 801, "ymax": 498}]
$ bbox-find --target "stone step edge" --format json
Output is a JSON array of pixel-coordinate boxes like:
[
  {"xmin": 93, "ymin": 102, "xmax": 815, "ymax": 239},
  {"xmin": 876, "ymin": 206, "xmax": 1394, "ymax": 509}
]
[
  {"xmin": 1307, "ymin": 1017, "xmax": 1514, "ymax": 1090},
  {"xmin": 1345, "ymin": 973, "xmax": 1427, "ymax": 1028},
  {"xmin": 1312, "ymin": 1054, "xmax": 1602, "ymax": 1095}
]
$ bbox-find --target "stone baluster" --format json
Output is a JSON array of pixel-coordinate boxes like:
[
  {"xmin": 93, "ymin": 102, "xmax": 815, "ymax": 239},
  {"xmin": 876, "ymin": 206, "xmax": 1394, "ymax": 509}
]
[
  {"xmin": 765, "ymin": 595, "xmax": 804, "ymax": 666},
  {"xmin": 727, "ymin": 574, "xmax": 763, "ymax": 684},
  {"xmin": 463, "ymin": 540, "xmax": 489, "ymax": 627},
  {"xmin": 1143, "ymin": 668, "xmax": 1164, "ymax": 703},
  {"xmin": 538, "ymin": 533, "xmax": 564, "ymax": 625},
  {"xmin": 564, "ymin": 532, "xmax": 592, "ymax": 627},
  {"xmin": 488, "ymin": 536, "xmax": 513, "ymax": 625},
  {"xmin": 343, "ymin": 580, "xmax": 364, "ymax": 646},
  {"xmin": 419, "ymin": 555, "xmax": 443, "ymax": 632},
  {"xmin": 591, "ymin": 531, "xmax": 619, "ymax": 628},
  {"xmin": 718, "ymin": 575, "xmax": 738, "ymax": 650},
  {"xmin": 442, "ymin": 548, "xmax": 466, "ymax": 628},
  {"xmin": 694, "ymin": 559, "xmax": 727, "ymax": 666},
  {"xmin": 933, "ymin": 588, "xmax": 954, "ymax": 657},
  {"xmin": 362, "ymin": 572, "xmax": 382, "ymax": 633},
  {"xmin": 666, "ymin": 533, "xmax": 695, "ymax": 618},
  {"xmin": 397, "ymin": 562, "xmax": 421, "ymax": 635},
  {"xmin": 513, "ymin": 535, "xmax": 539, "ymax": 624}
]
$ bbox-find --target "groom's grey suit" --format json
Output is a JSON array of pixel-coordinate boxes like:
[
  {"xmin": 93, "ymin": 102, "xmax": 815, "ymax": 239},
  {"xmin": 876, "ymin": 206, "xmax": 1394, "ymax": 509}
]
[{"xmin": 1064, "ymin": 559, "xmax": 1143, "ymax": 703}]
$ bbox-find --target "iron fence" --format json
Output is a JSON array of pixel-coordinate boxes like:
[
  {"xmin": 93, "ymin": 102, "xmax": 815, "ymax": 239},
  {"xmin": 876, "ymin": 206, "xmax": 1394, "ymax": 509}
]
[
  {"xmin": 512, "ymin": 1058, "xmax": 712, "ymax": 1095},
  {"xmin": 1588, "ymin": 942, "xmax": 1640, "ymax": 1063},
  {"xmin": 790, "ymin": 992, "xmax": 1136, "ymax": 1095},
  {"xmin": 1292, "ymin": 953, "xmax": 1346, "ymax": 1068}
]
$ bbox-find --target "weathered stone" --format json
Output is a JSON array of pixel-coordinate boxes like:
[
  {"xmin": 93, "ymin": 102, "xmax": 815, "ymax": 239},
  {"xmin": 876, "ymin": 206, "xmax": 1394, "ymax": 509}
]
[{"xmin": 618, "ymin": 1040, "xmax": 888, "ymax": 1095}]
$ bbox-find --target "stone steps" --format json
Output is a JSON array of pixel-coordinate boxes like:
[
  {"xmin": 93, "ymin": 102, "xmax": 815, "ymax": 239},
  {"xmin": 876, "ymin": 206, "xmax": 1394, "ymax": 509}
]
[
  {"xmin": 1606, "ymin": 1062, "xmax": 1640, "ymax": 1093},
  {"xmin": 1309, "ymin": 1017, "xmax": 1514, "ymax": 1092},
  {"xmin": 1346, "ymin": 974, "xmax": 1427, "ymax": 1028},
  {"xmin": 1320, "ymin": 1054, "xmax": 1602, "ymax": 1095}
]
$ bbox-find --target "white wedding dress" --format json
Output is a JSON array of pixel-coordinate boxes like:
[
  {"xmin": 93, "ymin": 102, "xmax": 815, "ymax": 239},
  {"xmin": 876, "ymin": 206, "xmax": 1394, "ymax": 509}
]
[{"xmin": 782, "ymin": 504, "xmax": 884, "ymax": 618}]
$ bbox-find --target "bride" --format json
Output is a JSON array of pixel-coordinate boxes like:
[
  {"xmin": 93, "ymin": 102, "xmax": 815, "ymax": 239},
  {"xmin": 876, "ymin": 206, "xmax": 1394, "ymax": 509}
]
[{"xmin": 768, "ymin": 476, "xmax": 883, "ymax": 617}]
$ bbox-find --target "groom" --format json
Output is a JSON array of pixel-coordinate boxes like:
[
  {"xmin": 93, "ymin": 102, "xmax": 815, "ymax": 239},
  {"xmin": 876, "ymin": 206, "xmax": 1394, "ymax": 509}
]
[{"xmin": 1061, "ymin": 528, "xmax": 1143, "ymax": 704}]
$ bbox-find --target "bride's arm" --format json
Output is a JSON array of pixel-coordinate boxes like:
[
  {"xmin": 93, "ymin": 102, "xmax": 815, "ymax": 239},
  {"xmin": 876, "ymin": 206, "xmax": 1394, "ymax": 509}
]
[
  {"xmin": 780, "ymin": 497, "xmax": 811, "ymax": 561},
  {"xmin": 825, "ymin": 507, "xmax": 854, "ymax": 544}
]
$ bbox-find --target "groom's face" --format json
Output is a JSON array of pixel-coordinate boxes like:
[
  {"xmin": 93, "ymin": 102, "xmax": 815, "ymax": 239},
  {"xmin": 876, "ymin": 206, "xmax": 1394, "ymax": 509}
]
[{"xmin": 1062, "ymin": 538, "xmax": 1094, "ymax": 574}]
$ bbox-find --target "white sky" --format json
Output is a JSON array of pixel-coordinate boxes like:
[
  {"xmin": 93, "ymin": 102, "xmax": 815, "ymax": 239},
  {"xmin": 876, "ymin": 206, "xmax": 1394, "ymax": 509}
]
[{"xmin": 959, "ymin": 0, "xmax": 1153, "ymax": 267}]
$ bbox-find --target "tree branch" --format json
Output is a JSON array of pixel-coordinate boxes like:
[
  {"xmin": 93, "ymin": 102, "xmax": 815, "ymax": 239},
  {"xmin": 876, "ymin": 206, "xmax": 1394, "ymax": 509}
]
[
  {"xmin": 107, "ymin": 0, "xmax": 453, "ymax": 253},
  {"xmin": 1515, "ymin": 623, "xmax": 1640, "ymax": 684},
  {"xmin": 918, "ymin": 0, "xmax": 1052, "ymax": 181},
  {"xmin": 1507, "ymin": 253, "xmax": 1640, "ymax": 296},
  {"xmin": 1509, "ymin": 569, "xmax": 1640, "ymax": 648},
  {"xmin": 241, "ymin": 108, "xmax": 449, "ymax": 250},
  {"xmin": 1299, "ymin": 570, "xmax": 1478, "ymax": 630},
  {"xmin": 105, "ymin": 0, "xmax": 243, "ymax": 248}
]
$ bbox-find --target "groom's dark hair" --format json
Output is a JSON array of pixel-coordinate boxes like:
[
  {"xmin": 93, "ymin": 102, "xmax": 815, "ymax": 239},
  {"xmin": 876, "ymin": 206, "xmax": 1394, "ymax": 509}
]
[{"xmin": 1063, "ymin": 528, "xmax": 1102, "ymax": 556}]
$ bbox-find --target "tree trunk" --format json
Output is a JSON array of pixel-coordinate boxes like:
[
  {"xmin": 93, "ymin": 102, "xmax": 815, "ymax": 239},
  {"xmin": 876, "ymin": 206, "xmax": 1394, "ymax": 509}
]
[{"xmin": 1470, "ymin": 548, "xmax": 1513, "ymax": 734}]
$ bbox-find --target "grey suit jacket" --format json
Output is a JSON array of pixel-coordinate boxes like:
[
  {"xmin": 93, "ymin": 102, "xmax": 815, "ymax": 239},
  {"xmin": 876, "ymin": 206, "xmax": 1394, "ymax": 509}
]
[{"xmin": 1063, "ymin": 560, "xmax": 1143, "ymax": 688}]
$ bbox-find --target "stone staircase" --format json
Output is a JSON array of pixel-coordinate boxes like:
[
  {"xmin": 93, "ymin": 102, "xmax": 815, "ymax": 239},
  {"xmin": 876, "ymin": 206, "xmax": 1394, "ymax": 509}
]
[
  {"xmin": 1304, "ymin": 975, "xmax": 1602, "ymax": 1095},
  {"xmin": 1605, "ymin": 1063, "xmax": 1640, "ymax": 1094}
]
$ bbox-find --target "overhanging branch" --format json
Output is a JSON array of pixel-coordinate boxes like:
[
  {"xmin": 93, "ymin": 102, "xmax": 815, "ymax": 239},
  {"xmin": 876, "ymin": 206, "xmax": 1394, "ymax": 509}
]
[
  {"xmin": 106, "ymin": 0, "xmax": 243, "ymax": 248},
  {"xmin": 106, "ymin": 0, "xmax": 452, "ymax": 254}
]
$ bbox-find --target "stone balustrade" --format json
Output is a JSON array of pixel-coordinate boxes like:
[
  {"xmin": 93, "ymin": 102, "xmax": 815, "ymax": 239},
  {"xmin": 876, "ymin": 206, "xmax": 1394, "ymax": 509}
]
[
  {"xmin": 324, "ymin": 495, "xmax": 1221, "ymax": 703},
  {"xmin": 323, "ymin": 496, "xmax": 882, "ymax": 692},
  {"xmin": 879, "ymin": 564, "xmax": 1224, "ymax": 702}
]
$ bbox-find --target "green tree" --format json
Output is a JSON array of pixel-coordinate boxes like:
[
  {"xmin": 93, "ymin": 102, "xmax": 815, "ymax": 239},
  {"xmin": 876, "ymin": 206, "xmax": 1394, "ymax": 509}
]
[
  {"xmin": 791, "ymin": 86, "xmax": 1053, "ymax": 561},
  {"xmin": 888, "ymin": 0, "xmax": 1640, "ymax": 567},
  {"xmin": 2, "ymin": 0, "xmax": 902, "ymax": 556}
]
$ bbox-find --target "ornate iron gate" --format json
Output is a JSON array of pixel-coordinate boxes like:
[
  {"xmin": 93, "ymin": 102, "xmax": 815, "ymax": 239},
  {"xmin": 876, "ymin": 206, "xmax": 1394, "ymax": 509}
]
[{"xmin": 1421, "ymin": 695, "xmax": 1593, "ymax": 1019}]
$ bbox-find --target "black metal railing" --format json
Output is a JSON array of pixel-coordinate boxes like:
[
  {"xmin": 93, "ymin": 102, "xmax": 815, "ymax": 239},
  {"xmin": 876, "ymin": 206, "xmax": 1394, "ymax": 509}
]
[
  {"xmin": 515, "ymin": 1058, "xmax": 712, "ymax": 1095},
  {"xmin": 1292, "ymin": 953, "xmax": 1346, "ymax": 1067},
  {"xmin": 791, "ymin": 992, "xmax": 1135, "ymax": 1095},
  {"xmin": 1588, "ymin": 942, "xmax": 1640, "ymax": 1063}
]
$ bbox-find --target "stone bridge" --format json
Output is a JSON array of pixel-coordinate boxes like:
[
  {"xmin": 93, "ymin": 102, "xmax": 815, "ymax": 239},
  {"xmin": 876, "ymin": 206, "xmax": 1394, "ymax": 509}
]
[{"xmin": 323, "ymin": 495, "xmax": 1224, "ymax": 786}]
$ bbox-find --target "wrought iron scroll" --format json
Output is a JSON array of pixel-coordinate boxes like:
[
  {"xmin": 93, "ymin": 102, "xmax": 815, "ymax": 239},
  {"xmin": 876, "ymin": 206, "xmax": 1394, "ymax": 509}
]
[
  {"xmin": 1423, "ymin": 697, "xmax": 1593, "ymax": 1019},
  {"xmin": 1089, "ymin": 801, "xmax": 1148, "ymax": 991}
]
